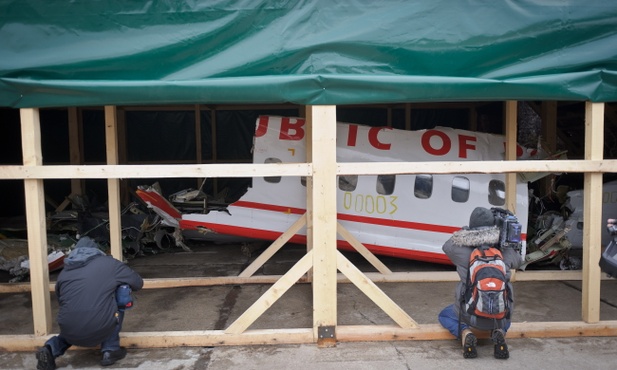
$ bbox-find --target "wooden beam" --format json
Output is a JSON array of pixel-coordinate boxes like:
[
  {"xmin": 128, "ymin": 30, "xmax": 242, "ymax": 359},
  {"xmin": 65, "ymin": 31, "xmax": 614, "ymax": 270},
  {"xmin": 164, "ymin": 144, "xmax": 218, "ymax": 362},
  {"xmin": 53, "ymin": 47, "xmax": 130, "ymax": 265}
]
[
  {"xmin": 116, "ymin": 107, "xmax": 130, "ymax": 205},
  {"xmin": 582, "ymin": 102, "xmax": 604, "ymax": 323},
  {"xmin": 306, "ymin": 106, "xmax": 338, "ymax": 341},
  {"xmin": 336, "ymin": 222, "xmax": 392, "ymax": 274},
  {"xmin": 1, "ymin": 268, "xmax": 612, "ymax": 295},
  {"xmin": 20, "ymin": 108, "xmax": 52, "ymax": 336},
  {"xmin": 3, "ymin": 321, "xmax": 617, "ymax": 352},
  {"xmin": 67, "ymin": 107, "xmax": 83, "ymax": 195},
  {"xmin": 405, "ymin": 103, "xmax": 411, "ymax": 130},
  {"xmin": 504, "ymin": 101, "xmax": 518, "ymax": 212},
  {"xmin": 225, "ymin": 251, "xmax": 314, "ymax": 334},
  {"xmin": 4, "ymin": 159, "xmax": 617, "ymax": 180},
  {"xmin": 337, "ymin": 321, "xmax": 617, "ymax": 342},
  {"xmin": 238, "ymin": 214, "xmax": 307, "ymax": 278},
  {"xmin": 210, "ymin": 108, "xmax": 218, "ymax": 194},
  {"xmin": 541, "ymin": 101, "xmax": 558, "ymax": 153},
  {"xmin": 105, "ymin": 106, "xmax": 123, "ymax": 259},
  {"xmin": 336, "ymin": 251, "xmax": 417, "ymax": 328},
  {"xmin": 194, "ymin": 104, "xmax": 203, "ymax": 190}
]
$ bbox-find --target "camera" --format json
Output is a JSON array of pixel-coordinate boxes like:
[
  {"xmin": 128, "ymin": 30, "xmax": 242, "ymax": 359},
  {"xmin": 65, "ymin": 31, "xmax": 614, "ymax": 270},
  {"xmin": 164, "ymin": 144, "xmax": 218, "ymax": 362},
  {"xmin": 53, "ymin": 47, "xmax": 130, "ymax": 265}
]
[
  {"xmin": 600, "ymin": 218, "xmax": 617, "ymax": 278},
  {"xmin": 491, "ymin": 207, "xmax": 522, "ymax": 251},
  {"xmin": 607, "ymin": 219, "xmax": 617, "ymax": 236}
]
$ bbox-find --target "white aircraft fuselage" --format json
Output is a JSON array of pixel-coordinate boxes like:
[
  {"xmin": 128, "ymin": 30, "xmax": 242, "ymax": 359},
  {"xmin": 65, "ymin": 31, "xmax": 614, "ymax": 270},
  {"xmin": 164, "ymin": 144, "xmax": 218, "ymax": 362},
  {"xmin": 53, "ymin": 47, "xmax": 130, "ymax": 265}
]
[{"xmin": 179, "ymin": 116, "xmax": 537, "ymax": 264}]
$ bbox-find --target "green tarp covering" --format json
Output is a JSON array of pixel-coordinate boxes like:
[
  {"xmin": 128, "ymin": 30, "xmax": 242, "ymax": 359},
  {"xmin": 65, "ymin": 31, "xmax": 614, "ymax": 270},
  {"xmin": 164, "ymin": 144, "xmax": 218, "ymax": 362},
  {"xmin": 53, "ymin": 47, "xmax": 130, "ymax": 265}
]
[{"xmin": 1, "ymin": 0, "xmax": 617, "ymax": 108}]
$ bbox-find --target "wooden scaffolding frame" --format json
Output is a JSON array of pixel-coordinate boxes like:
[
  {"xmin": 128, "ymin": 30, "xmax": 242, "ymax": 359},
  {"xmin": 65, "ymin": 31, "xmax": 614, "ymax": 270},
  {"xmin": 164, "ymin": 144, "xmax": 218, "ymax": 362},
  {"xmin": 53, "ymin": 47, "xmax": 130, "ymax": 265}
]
[{"xmin": 1, "ymin": 102, "xmax": 617, "ymax": 351}]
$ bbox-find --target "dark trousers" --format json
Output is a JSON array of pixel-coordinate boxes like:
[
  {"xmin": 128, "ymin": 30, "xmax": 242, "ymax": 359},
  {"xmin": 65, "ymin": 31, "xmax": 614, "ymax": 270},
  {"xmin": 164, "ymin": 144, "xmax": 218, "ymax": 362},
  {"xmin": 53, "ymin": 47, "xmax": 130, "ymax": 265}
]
[
  {"xmin": 438, "ymin": 304, "xmax": 511, "ymax": 338},
  {"xmin": 45, "ymin": 310, "xmax": 124, "ymax": 357}
]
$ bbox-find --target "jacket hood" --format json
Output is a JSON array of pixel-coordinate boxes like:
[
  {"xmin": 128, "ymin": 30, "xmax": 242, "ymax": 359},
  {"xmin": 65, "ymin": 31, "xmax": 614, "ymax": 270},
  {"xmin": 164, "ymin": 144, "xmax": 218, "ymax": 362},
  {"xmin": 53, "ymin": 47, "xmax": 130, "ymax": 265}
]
[
  {"xmin": 451, "ymin": 226, "xmax": 500, "ymax": 247},
  {"xmin": 64, "ymin": 237, "xmax": 106, "ymax": 269}
]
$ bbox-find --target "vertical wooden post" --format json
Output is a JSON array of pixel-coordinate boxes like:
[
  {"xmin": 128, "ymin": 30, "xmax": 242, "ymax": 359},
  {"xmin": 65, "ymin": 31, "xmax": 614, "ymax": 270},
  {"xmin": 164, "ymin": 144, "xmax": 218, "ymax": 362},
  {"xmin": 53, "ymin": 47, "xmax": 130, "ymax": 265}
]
[
  {"xmin": 105, "ymin": 106, "xmax": 123, "ymax": 259},
  {"xmin": 116, "ymin": 108, "xmax": 130, "ymax": 205},
  {"xmin": 194, "ymin": 104, "xmax": 203, "ymax": 189},
  {"xmin": 541, "ymin": 101, "xmax": 558, "ymax": 153},
  {"xmin": 386, "ymin": 106, "xmax": 392, "ymax": 128},
  {"xmin": 305, "ymin": 108, "xmax": 314, "ymax": 282},
  {"xmin": 211, "ymin": 107, "xmax": 218, "ymax": 195},
  {"xmin": 504, "ymin": 101, "xmax": 518, "ymax": 212},
  {"xmin": 68, "ymin": 107, "xmax": 83, "ymax": 196},
  {"xmin": 306, "ymin": 106, "xmax": 338, "ymax": 346},
  {"xmin": 582, "ymin": 102, "xmax": 604, "ymax": 323},
  {"xmin": 469, "ymin": 104, "xmax": 478, "ymax": 131},
  {"xmin": 405, "ymin": 103, "xmax": 411, "ymax": 131},
  {"xmin": 21, "ymin": 108, "xmax": 52, "ymax": 335},
  {"xmin": 539, "ymin": 101, "xmax": 558, "ymax": 202}
]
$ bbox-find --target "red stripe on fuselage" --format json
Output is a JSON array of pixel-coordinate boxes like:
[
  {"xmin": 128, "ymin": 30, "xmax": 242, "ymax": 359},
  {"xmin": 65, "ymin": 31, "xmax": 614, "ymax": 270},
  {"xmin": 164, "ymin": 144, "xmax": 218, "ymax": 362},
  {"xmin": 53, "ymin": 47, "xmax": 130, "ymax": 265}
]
[
  {"xmin": 179, "ymin": 220, "xmax": 453, "ymax": 265},
  {"xmin": 234, "ymin": 201, "xmax": 461, "ymax": 234},
  {"xmin": 180, "ymin": 200, "xmax": 526, "ymax": 265}
]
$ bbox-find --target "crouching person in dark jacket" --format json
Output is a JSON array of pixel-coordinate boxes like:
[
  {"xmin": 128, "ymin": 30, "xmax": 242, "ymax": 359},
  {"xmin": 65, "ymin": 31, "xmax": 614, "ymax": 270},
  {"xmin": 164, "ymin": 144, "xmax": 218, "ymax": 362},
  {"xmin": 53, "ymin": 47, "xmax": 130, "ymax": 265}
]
[
  {"xmin": 36, "ymin": 237, "xmax": 144, "ymax": 369},
  {"xmin": 438, "ymin": 207, "xmax": 522, "ymax": 359}
]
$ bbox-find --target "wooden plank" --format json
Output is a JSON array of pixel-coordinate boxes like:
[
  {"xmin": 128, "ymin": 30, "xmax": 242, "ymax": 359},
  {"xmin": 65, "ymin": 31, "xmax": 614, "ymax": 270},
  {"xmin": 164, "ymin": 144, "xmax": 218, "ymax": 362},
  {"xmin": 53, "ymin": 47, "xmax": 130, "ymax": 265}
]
[
  {"xmin": 2, "ymin": 268, "xmax": 613, "ymax": 295},
  {"xmin": 504, "ymin": 101, "xmax": 518, "ymax": 212},
  {"xmin": 541, "ymin": 101, "xmax": 558, "ymax": 152},
  {"xmin": 305, "ymin": 111, "xmax": 314, "ymax": 282},
  {"xmin": 225, "ymin": 251, "xmax": 314, "ymax": 334},
  {"xmin": 67, "ymin": 107, "xmax": 83, "ymax": 195},
  {"xmin": 582, "ymin": 102, "xmax": 605, "ymax": 323},
  {"xmin": 105, "ymin": 106, "xmax": 123, "ymax": 260},
  {"xmin": 337, "ymin": 321, "xmax": 617, "ymax": 342},
  {"xmin": 1, "ymin": 268, "xmax": 611, "ymax": 294},
  {"xmin": 336, "ymin": 251, "xmax": 418, "ymax": 329},
  {"xmin": 238, "ymin": 214, "xmax": 307, "ymax": 277},
  {"xmin": 3, "ymin": 321, "xmax": 617, "ymax": 352},
  {"xmin": 117, "ymin": 108, "xmax": 130, "ymax": 205},
  {"xmin": 337, "ymin": 160, "xmax": 617, "ymax": 175},
  {"xmin": 337, "ymin": 222, "xmax": 392, "ymax": 274},
  {"xmin": 307, "ymin": 106, "xmax": 338, "ymax": 337},
  {"xmin": 405, "ymin": 103, "xmax": 411, "ymax": 131},
  {"xmin": 4, "ymin": 159, "xmax": 617, "ymax": 180},
  {"xmin": 20, "ymin": 108, "xmax": 52, "ymax": 336},
  {"xmin": 0, "ymin": 328, "xmax": 315, "ymax": 352}
]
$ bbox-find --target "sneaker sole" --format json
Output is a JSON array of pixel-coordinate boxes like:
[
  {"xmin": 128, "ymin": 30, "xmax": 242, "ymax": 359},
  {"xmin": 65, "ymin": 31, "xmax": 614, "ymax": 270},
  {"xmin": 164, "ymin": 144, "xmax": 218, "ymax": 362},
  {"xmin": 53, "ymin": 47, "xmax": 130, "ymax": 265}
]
[
  {"xmin": 36, "ymin": 347, "xmax": 55, "ymax": 370},
  {"xmin": 463, "ymin": 334, "xmax": 478, "ymax": 359},
  {"xmin": 492, "ymin": 330, "xmax": 510, "ymax": 359}
]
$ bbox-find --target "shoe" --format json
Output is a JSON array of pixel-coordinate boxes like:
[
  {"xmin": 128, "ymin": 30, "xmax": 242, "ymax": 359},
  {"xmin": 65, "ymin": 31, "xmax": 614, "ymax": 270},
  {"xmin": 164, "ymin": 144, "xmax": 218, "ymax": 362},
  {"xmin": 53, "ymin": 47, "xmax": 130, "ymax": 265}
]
[
  {"xmin": 492, "ymin": 329, "xmax": 509, "ymax": 359},
  {"xmin": 36, "ymin": 345, "xmax": 56, "ymax": 370},
  {"xmin": 462, "ymin": 330, "xmax": 477, "ymax": 359},
  {"xmin": 101, "ymin": 347, "xmax": 127, "ymax": 366}
]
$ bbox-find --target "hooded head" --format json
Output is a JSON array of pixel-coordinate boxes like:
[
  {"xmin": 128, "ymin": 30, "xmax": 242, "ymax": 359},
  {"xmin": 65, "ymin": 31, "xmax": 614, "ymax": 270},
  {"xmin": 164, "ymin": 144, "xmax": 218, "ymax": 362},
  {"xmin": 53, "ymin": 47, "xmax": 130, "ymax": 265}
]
[
  {"xmin": 64, "ymin": 236, "xmax": 106, "ymax": 269},
  {"xmin": 451, "ymin": 207, "xmax": 500, "ymax": 247},
  {"xmin": 469, "ymin": 207, "xmax": 495, "ymax": 229}
]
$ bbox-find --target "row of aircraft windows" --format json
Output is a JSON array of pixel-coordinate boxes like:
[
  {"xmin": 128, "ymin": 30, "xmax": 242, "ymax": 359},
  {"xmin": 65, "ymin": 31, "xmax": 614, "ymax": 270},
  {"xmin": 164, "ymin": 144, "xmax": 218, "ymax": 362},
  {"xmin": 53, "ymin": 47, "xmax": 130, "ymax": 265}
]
[{"xmin": 263, "ymin": 158, "xmax": 507, "ymax": 206}]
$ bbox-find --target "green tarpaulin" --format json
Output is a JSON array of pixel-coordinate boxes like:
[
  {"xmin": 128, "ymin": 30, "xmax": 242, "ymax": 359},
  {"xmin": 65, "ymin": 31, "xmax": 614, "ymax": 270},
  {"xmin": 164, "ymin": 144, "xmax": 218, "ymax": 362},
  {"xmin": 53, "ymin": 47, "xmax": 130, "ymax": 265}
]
[{"xmin": 1, "ymin": 0, "xmax": 617, "ymax": 108}]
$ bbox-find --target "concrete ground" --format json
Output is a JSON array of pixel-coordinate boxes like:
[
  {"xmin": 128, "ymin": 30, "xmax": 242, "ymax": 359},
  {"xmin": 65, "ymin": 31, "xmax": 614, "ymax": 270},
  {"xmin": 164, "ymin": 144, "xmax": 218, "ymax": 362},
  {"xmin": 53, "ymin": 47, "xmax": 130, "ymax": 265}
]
[{"xmin": 1, "ymin": 242, "xmax": 617, "ymax": 369}]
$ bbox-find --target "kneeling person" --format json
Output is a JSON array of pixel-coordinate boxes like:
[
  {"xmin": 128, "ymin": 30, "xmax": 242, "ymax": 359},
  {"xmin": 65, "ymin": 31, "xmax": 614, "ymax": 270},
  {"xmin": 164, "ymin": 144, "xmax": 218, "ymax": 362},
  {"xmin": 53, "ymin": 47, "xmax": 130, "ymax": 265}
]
[
  {"xmin": 438, "ymin": 207, "xmax": 522, "ymax": 359},
  {"xmin": 36, "ymin": 237, "xmax": 143, "ymax": 369}
]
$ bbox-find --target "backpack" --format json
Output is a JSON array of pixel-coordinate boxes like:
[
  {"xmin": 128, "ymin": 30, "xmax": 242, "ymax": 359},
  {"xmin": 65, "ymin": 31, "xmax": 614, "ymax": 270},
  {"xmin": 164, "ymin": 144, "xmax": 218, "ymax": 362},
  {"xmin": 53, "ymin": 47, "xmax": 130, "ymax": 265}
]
[{"xmin": 462, "ymin": 245, "xmax": 510, "ymax": 321}]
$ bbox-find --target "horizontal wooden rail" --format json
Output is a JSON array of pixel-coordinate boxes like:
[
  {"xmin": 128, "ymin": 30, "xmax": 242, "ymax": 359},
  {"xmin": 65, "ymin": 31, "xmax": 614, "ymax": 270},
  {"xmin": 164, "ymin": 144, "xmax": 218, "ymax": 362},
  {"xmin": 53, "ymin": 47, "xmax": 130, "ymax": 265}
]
[
  {"xmin": 2, "ymin": 321, "xmax": 617, "ymax": 352},
  {"xmin": 1, "ymin": 270, "xmax": 609, "ymax": 294},
  {"xmin": 2, "ymin": 160, "xmax": 617, "ymax": 180}
]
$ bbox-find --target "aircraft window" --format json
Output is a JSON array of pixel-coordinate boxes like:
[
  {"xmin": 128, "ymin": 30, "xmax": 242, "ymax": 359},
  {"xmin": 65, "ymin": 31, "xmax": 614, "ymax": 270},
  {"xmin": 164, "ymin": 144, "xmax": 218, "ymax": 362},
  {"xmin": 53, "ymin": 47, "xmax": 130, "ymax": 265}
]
[
  {"xmin": 301, "ymin": 177, "xmax": 307, "ymax": 187},
  {"xmin": 452, "ymin": 176, "xmax": 470, "ymax": 203},
  {"xmin": 339, "ymin": 175, "xmax": 358, "ymax": 192},
  {"xmin": 264, "ymin": 157, "xmax": 281, "ymax": 183},
  {"xmin": 377, "ymin": 175, "xmax": 396, "ymax": 195},
  {"xmin": 414, "ymin": 174, "xmax": 433, "ymax": 199},
  {"xmin": 488, "ymin": 180, "xmax": 506, "ymax": 206}
]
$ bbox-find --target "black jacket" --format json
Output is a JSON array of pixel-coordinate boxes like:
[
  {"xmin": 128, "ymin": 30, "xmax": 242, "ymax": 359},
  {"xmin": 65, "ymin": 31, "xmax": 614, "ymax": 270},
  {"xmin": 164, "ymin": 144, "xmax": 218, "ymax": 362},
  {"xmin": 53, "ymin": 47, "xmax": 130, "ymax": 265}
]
[{"xmin": 55, "ymin": 241, "xmax": 143, "ymax": 347}]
